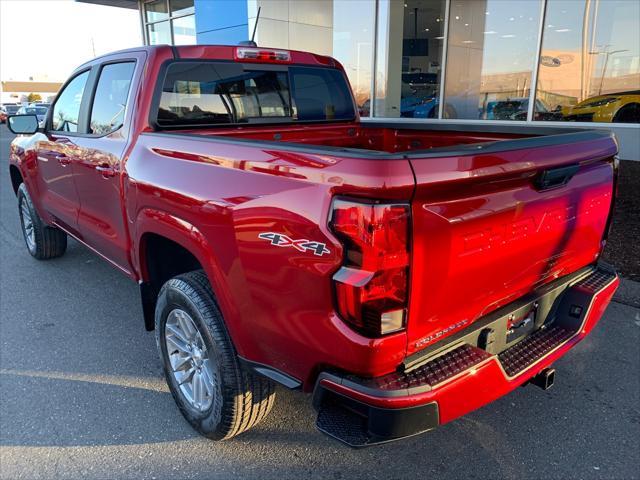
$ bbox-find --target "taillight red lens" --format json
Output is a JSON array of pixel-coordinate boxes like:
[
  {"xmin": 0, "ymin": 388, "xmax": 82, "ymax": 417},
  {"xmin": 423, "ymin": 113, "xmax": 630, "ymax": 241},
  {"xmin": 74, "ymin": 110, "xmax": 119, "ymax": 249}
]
[{"xmin": 330, "ymin": 199, "xmax": 410, "ymax": 337}]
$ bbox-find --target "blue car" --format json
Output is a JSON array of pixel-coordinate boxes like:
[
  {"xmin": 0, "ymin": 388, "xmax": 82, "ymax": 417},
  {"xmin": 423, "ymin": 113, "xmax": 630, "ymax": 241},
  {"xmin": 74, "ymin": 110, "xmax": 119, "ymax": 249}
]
[{"xmin": 401, "ymin": 95, "xmax": 439, "ymax": 118}]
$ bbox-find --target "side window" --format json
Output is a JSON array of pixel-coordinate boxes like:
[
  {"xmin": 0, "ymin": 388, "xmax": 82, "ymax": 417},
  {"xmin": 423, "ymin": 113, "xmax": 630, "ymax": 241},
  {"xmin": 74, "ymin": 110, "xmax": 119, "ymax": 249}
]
[
  {"xmin": 51, "ymin": 71, "xmax": 90, "ymax": 132},
  {"xmin": 89, "ymin": 62, "xmax": 136, "ymax": 135}
]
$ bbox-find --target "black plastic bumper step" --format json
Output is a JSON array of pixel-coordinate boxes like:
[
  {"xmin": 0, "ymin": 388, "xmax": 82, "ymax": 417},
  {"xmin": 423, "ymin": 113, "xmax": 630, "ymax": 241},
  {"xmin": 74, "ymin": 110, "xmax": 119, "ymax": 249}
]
[
  {"xmin": 498, "ymin": 325, "xmax": 573, "ymax": 377},
  {"xmin": 315, "ymin": 395, "xmax": 439, "ymax": 448},
  {"xmin": 349, "ymin": 343, "xmax": 492, "ymax": 394},
  {"xmin": 316, "ymin": 402, "xmax": 371, "ymax": 447},
  {"xmin": 573, "ymin": 269, "xmax": 616, "ymax": 293}
]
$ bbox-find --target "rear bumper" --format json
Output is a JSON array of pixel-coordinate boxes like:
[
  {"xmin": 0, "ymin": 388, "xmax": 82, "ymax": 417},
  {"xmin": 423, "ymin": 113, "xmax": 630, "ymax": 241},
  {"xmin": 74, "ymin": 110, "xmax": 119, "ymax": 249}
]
[{"xmin": 312, "ymin": 264, "xmax": 619, "ymax": 447}]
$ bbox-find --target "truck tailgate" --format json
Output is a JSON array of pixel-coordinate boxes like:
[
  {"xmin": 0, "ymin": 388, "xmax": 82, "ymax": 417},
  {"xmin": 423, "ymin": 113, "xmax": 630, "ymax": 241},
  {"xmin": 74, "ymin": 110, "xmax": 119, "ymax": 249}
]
[{"xmin": 406, "ymin": 131, "xmax": 617, "ymax": 356}]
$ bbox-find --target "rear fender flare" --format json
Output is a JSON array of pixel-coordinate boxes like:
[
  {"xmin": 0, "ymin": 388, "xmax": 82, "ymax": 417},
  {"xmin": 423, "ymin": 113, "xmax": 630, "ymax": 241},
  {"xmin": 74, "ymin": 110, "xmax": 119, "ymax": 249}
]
[{"xmin": 134, "ymin": 208, "xmax": 240, "ymax": 342}]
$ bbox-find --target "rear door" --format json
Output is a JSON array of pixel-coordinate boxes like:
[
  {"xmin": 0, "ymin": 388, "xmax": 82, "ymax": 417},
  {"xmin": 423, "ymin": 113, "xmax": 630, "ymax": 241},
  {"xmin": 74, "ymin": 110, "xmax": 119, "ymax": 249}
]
[
  {"xmin": 71, "ymin": 58, "xmax": 140, "ymax": 273},
  {"xmin": 35, "ymin": 70, "xmax": 91, "ymax": 234},
  {"xmin": 405, "ymin": 133, "xmax": 617, "ymax": 357}
]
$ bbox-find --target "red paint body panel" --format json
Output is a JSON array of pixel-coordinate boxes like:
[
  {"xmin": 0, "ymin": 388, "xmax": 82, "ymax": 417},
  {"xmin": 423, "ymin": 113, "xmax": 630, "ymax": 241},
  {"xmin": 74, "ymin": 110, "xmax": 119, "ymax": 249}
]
[
  {"xmin": 32, "ymin": 134, "xmax": 83, "ymax": 233},
  {"xmin": 9, "ymin": 44, "xmax": 619, "ymax": 407},
  {"xmin": 127, "ymin": 132, "xmax": 414, "ymax": 381}
]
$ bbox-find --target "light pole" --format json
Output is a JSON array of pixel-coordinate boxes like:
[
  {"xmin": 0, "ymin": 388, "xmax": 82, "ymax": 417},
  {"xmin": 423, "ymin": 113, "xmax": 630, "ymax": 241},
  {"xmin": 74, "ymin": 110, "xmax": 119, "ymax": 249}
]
[{"xmin": 589, "ymin": 47, "xmax": 628, "ymax": 96}]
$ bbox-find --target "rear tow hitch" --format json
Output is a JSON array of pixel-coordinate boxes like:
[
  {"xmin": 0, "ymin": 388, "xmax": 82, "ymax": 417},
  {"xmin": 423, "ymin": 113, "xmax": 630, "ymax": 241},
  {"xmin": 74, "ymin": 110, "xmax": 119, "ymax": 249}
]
[{"xmin": 530, "ymin": 368, "xmax": 556, "ymax": 390}]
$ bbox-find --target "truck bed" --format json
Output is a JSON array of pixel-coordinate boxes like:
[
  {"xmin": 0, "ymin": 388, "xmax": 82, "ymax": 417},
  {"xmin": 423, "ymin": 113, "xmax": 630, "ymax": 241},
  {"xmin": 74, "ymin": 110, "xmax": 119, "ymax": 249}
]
[
  {"xmin": 140, "ymin": 121, "xmax": 617, "ymax": 365},
  {"xmin": 162, "ymin": 122, "xmax": 531, "ymax": 154},
  {"xmin": 155, "ymin": 121, "xmax": 617, "ymax": 160}
]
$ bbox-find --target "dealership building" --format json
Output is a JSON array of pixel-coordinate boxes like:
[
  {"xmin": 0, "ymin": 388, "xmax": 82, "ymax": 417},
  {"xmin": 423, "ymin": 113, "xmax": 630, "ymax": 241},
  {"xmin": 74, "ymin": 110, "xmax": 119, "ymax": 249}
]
[{"xmin": 80, "ymin": 0, "xmax": 639, "ymax": 159}]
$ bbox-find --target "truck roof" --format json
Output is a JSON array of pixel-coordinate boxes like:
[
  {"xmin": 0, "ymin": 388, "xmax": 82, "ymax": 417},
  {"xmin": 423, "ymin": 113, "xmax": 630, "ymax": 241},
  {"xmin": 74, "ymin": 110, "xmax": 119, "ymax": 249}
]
[{"xmin": 77, "ymin": 44, "xmax": 341, "ymax": 71}]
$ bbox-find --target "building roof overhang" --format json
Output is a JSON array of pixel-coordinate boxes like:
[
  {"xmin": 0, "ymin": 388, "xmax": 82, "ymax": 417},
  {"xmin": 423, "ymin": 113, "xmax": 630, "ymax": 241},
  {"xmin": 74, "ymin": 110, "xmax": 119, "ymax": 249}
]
[{"xmin": 75, "ymin": 0, "xmax": 138, "ymax": 10}]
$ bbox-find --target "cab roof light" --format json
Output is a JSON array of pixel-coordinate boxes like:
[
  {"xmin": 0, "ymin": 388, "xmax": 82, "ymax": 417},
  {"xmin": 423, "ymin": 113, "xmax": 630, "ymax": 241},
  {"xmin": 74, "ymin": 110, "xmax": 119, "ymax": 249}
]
[{"xmin": 235, "ymin": 47, "xmax": 291, "ymax": 63}]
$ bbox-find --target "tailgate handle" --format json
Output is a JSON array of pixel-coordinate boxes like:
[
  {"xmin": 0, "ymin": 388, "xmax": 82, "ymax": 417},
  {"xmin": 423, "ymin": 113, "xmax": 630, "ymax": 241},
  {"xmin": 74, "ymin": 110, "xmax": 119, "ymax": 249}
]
[{"xmin": 534, "ymin": 163, "xmax": 579, "ymax": 191}]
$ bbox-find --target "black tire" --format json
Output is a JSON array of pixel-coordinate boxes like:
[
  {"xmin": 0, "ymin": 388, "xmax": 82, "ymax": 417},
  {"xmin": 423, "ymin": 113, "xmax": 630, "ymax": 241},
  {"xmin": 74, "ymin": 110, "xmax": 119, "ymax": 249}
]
[
  {"xmin": 442, "ymin": 104, "xmax": 457, "ymax": 119},
  {"xmin": 613, "ymin": 103, "xmax": 640, "ymax": 123},
  {"xmin": 17, "ymin": 183, "xmax": 67, "ymax": 260},
  {"xmin": 155, "ymin": 270, "xmax": 275, "ymax": 440}
]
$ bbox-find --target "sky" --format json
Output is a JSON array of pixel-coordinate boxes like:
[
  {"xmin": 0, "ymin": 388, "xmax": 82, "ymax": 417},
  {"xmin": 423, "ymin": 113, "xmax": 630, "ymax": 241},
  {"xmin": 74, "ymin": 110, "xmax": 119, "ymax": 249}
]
[{"xmin": 0, "ymin": 0, "xmax": 142, "ymax": 82}]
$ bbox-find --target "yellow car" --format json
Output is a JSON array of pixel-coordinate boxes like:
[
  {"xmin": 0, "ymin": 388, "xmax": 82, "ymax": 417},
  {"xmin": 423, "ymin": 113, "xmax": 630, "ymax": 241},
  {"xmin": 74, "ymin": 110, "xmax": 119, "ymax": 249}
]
[{"xmin": 562, "ymin": 91, "xmax": 640, "ymax": 123}]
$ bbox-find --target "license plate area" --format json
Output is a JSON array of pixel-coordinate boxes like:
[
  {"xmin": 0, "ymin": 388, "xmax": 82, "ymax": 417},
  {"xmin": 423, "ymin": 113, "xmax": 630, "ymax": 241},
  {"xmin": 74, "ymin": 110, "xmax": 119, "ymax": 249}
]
[
  {"xmin": 505, "ymin": 304, "xmax": 538, "ymax": 344},
  {"xmin": 401, "ymin": 266, "xmax": 595, "ymax": 372}
]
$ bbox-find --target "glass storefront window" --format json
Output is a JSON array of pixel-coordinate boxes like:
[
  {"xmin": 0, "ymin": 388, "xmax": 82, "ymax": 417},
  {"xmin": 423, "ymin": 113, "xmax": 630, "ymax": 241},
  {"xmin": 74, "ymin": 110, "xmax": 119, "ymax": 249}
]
[
  {"xmin": 374, "ymin": 0, "xmax": 446, "ymax": 118},
  {"xmin": 147, "ymin": 21, "xmax": 171, "ymax": 45},
  {"xmin": 145, "ymin": 0, "xmax": 169, "ymax": 23},
  {"xmin": 172, "ymin": 15, "xmax": 196, "ymax": 45},
  {"xmin": 170, "ymin": 0, "xmax": 195, "ymax": 17},
  {"xmin": 333, "ymin": 0, "xmax": 376, "ymax": 116},
  {"xmin": 143, "ymin": 0, "xmax": 195, "ymax": 46},
  {"xmin": 140, "ymin": 0, "xmax": 639, "ymax": 129},
  {"xmin": 442, "ymin": 0, "xmax": 542, "ymax": 120},
  {"xmin": 534, "ymin": 0, "xmax": 640, "ymax": 123}
]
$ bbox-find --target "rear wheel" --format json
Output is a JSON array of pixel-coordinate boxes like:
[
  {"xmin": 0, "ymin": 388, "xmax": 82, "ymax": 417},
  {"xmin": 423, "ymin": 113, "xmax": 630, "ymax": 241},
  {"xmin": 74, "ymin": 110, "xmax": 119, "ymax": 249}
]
[
  {"xmin": 613, "ymin": 103, "xmax": 640, "ymax": 123},
  {"xmin": 155, "ymin": 270, "xmax": 275, "ymax": 440},
  {"xmin": 17, "ymin": 183, "xmax": 67, "ymax": 259}
]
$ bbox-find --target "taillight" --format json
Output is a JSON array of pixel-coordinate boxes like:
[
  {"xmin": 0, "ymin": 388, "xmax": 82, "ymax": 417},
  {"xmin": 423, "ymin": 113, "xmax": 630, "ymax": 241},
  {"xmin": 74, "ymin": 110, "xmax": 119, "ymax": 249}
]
[
  {"xmin": 330, "ymin": 199, "xmax": 410, "ymax": 337},
  {"xmin": 235, "ymin": 47, "xmax": 291, "ymax": 63}
]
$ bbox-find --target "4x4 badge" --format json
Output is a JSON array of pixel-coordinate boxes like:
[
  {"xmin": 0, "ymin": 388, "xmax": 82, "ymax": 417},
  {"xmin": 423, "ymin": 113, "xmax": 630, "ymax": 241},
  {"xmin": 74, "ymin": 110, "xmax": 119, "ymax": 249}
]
[{"xmin": 258, "ymin": 232, "xmax": 330, "ymax": 256}]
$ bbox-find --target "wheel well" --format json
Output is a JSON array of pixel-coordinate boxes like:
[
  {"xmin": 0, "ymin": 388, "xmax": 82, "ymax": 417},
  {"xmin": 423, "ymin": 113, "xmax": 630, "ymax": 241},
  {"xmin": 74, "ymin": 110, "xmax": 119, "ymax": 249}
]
[
  {"xmin": 614, "ymin": 102, "xmax": 640, "ymax": 122},
  {"xmin": 9, "ymin": 165, "xmax": 23, "ymax": 195},
  {"xmin": 139, "ymin": 233, "xmax": 203, "ymax": 330}
]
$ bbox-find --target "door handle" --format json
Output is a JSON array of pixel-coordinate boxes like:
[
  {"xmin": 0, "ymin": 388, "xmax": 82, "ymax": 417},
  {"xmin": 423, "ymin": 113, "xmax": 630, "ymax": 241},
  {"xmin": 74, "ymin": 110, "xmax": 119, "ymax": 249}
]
[
  {"xmin": 55, "ymin": 154, "xmax": 70, "ymax": 166},
  {"xmin": 95, "ymin": 164, "xmax": 116, "ymax": 178}
]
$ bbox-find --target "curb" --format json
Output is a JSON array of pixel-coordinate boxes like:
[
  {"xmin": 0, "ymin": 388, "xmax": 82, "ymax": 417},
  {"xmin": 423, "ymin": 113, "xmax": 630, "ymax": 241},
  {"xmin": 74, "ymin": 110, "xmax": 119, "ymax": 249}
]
[{"xmin": 613, "ymin": 277, "xmax": 640, "ymax": 309}]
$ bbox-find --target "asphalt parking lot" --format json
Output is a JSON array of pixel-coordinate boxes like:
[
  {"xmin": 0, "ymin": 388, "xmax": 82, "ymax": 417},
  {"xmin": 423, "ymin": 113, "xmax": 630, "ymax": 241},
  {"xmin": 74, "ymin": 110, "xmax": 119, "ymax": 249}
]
[{"xmin": 0, "ymin": 125, "xmax": 639, "ymax": 480}]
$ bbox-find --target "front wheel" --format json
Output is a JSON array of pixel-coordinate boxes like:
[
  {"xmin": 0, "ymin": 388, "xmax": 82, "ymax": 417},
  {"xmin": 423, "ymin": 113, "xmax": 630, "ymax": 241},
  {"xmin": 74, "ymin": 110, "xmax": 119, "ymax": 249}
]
[
  {"xmin": 155, "ymin": 270, "xmax": 275, "ymax": 440},
  {"xmin": 17, "ymin": 183, "xmax": 67, "ymax": 259}
]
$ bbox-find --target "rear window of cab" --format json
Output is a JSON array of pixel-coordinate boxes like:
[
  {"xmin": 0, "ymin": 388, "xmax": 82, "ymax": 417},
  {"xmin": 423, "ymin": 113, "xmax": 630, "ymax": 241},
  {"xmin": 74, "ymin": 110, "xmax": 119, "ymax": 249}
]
[{"xmin": 154, "ymin": 61, "xmax": 356, "ymax": 128}]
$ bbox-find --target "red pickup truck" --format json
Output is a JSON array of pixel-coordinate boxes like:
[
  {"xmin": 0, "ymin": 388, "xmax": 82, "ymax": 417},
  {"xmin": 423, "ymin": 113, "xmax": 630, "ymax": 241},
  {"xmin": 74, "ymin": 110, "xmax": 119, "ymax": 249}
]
[{"xmin": 7, "ymin": 45, "xmax": 620, "ymax": 446}]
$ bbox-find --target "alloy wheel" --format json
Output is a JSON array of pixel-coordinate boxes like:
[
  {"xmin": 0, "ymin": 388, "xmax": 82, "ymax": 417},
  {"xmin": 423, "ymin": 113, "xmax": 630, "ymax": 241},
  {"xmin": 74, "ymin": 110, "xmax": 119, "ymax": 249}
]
[
  {"xmin": 20, "ymin": 200, "xmax": 35, "ymax": 251},
  {"xmin": 164, "ymin": 308, "xmax": 217, "ymax": 412}
]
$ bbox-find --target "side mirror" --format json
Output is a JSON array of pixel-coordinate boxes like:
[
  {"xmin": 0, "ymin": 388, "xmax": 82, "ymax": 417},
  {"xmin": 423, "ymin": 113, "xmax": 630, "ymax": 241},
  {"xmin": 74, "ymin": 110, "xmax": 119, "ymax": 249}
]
[{"xmin": 7, "ymin": 115, "xmax": 39, "ymax": 135}]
